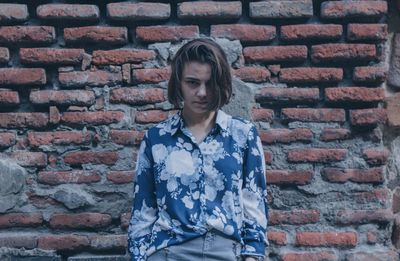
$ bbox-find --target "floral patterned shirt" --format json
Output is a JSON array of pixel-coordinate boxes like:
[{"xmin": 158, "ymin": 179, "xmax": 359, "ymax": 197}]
[{"xmin": 128, "ymin": 110, "xmax": 268, "ymax": 261}]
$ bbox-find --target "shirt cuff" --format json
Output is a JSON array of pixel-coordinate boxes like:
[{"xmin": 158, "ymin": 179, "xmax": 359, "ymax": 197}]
[{"xmin": 240, "ymin": 240, "xmax": 267, "ymax": 257}]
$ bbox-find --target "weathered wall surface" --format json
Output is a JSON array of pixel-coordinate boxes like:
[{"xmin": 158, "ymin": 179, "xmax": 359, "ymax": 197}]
[{"xmin": 0, "ymin": 0, "xmax": 398, "ymax": 260}]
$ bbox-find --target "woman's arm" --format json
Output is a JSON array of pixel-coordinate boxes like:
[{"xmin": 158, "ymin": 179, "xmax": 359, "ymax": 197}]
[
  {"xmin": 128, "ymin": 134, "xmax": 158, "ymax": 261},
  {"xmin": 241, "ymin": 125, "xmax": 268, "ymax": 259}
]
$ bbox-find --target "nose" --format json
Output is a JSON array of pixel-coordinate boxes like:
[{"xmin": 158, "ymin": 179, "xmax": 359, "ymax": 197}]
[{"xmin": 197, "ymin": 83, "xmax": 207, "ymax": 97}]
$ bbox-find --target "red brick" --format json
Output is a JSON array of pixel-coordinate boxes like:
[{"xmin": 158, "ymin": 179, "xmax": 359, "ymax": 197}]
[
  {"xmin": 0, "ymin": 4, "xmax": 29, "ymax": 24},
  {"xmin": 353, "ymin": 66, "xmax": 387, "ymax": 83},
  {"xmin": 336, "ymin": 209, "xmax": 393, "ymax": 225},
  {"xmin": 92, "ymin": 49, "xmax": 156, "ymax": 65},
  {"xmin": 89, "ymin": 234, "xmax": 127, "ymax": 250},
  {"xmin": 110, "ymin": 88, "xmax": 165, "ymax": 105},
  {"xmin": 281, "ymin": 24, "xmax": 342, "ymax": 41},
  {"xmin": 27, "ymin": 193, "xmax": 59, "ymax": 208},
  {"xmin": 350, "ymin": 108, "xmax": 387, "ymax": 126},
  {"xmin": 387, "ymin": 94, "xmax": 400, "ymax": 127},
  {"xmin": 321, "ymin": 1, "xmax": 387, "ymax": 19},
  {"xmin": 282, "ymin": 108, "xmax": 346, "ymax": 123},
  {"xmin": 49, "ymin": 213, "xmax": 112, "ymax": 229},
  {"xmin": 348, "ymin": 24, "xmax": 387, "ymax": 41},
  {"xmin": 122, "ymin": 64, "xmax": 132, "ymax": 84},
  {"xmin": 38, "ymin": 170, "xmax": 101, "ymax": 185},
  {"xmin": 312, "ymin": 44, "xmax": 376, "ymax": 63},
  {"xmin": 107, "ymin": 171, "xmax": 134, "ymax": 184},
  {"xmin": 322, "ymin": 167, "xmax": 384, "ymax": 183},
  {"xmin": 20, "ymin": 48, "xmax": 84, "ymax": 65},
  {"xmin": 211, "ymin": 24, "xmax": 276, "ymax": 42},
  {"xmin": 0, "ymin": 132, "xmax": 16, "ymax": 148},
  {"xmin": 264, "ymin": 151, "xmax": 273, "ymax": 165},
  {"xmin": 107, "ymin": 2, "xmax": 170, "ymax": 21},
  {"xmin": 233, "ymin": 67, "xmax": 270, "ymax": 82},
  {"xmin": 0, "ymin": 48, "xmax": 9, "ymax": 63},
  {"xmin": 282, "ymin": 251, "xmax": 338, "ymax": 261},
  {"xmin": 352, "ymin": 188, "xmax": 389, "ymax": 205},
  {"xmin": 251, "ymin": 108, "xmax": 274, "ymax": 122},
  {"xmin": 288, "ymin": 148, "xmax": 347, "ymax": 163},
  {"xmin": 30, "ymin": 90, "xmax": 95, "ymax": 106},
  {"xmin": 64, "ymin": 151, "xmax": 118, "ymax": 166},
  {"xmin": 0, "ymin": 26, "xmax": 55, "ymax": 45},
  {"xmin": 178, "ymin": 1, "xmax": 241, "ymax": 20},
  {"xmin": 135, "ymin": 110, "xmax": 169, "ymax": 124},
  {"xmin": 393, "ymin": 188, "xmax": 400, "ymax": 214},
  {"xmin": 0, "ymin": 112, "xmax": 48, "ymax": 129},
  {"xmin": 8, "ymin": 151, "xmax": 47, "ymax": 167},
  {"xmin": 243, "ymin": 46, "xmax": 307, "ymax": 63},
  {"xmin": 48, "ymin": 153, "xmax": 57, "ymax": 168},
  {"xmin": 120, "ymin": 213, "xmax": 130, "ymax": 229},
  {"xmin": 346, "ymin": 251, "xmax": 398, "ymax": 261},
  {"xmin": 109, "ymin": 130, "xmax": 144, "ymax": 146},
  {"xmin": 64, "ymin": 26, "xmax": 128, "ymax": 45},
  {"xmin": 61, "ymin": 111, "xmax": 124, "ymax": 126},
  {"xmin": 37, "ymin": 4, "xmax": 99, "ymax": 21},
  {"xmin": 0, "ymin": 213, "xmax": 43, "ymax": 228},
  {"xmin": 38, "ymin": 235, "xmax": 89, "ymax": 251},
  {"xmin": 259, "ymin": 128, "xmax": 312, "ymax": 144},
  {"xmin": 255, "ymin": 87, "xmax": 319, "ymax": 104},
  {"xmin": 268, "ymin": 231, "xmax": 287, "ymax": 245},
  {"xmin": 392, "ymin": 214, "xmax": 400, "ymax": 248},
  {"xmin": 268, "ymin": 64, "xmax": 281, "ymax": 75},
  {"xmin": 280, "ymin": 67, "xmax": 343, "ymax": 83},
  {"xmin": 59, "ymin": 70, "xmax": 122, "ymax": 88},
  {"xmin": 269, "ymin": 209, "xmax": 319, "ymax": 225},
  {"xmin": 49, "ymin": 106, "xmax": 61, "ymax": 125},
  {"xmin": 267, "ymin": 169, "xmax": 314, "ymax": 185},
  {"xmin": 0, "ymin": 235, "xmax": 37, "ymax": 249},
  {"xmin": 249, "ymin": 0, "xmax": 313, "ymax": 19},
  {"xmin": 133, "ymin": 67, "xmax": 171, "ymax": 83},
  {"xmin": 0, "ymin": 68, "xmax": 46, "ymax": 86},
  {"xmin": 325, "ymin": 87, "xmax": 384, "ymax": 103},
  {"xmin": 0, "ymin": 90, "xmax": 19, "ymax": 106},
  {"xmin": 320, "ymin": 128, "xmax": 351, "ymax": 141},
  {"xmin": 136, "ymin": 25, "xmax": 199, "ymax": 42},
  {"xmin": 366, "ymin": 231, "xmax": 378, "ymax": 244},
  {"xmin": 362, "ymin": 148, "xmax": 389, "ymax": 165},
  {"xmin": 296, "ymin": 231, "xmax": 357, "ymax": 247}
]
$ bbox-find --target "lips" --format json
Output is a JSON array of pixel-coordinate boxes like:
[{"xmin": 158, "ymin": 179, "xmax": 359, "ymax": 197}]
[{"xmin": 194, "ymin": 101, "xmax": 208, "ymax": 105}]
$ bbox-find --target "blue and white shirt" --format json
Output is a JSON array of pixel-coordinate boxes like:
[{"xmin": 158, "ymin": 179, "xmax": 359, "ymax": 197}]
[{"xmin": 128, "ymin": 110, "xmax": 268, "ymax": 261}]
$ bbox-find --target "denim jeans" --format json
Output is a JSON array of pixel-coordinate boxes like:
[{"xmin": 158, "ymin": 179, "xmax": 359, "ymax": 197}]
[{"xmin": 147, "ymin": 229, "xmax": 242, "ymax": 261}]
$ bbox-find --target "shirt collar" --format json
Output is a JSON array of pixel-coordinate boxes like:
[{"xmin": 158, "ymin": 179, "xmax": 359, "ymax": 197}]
[{"xmin": 169, "ymin": 109, "xmax": 229, "ymax": 136}]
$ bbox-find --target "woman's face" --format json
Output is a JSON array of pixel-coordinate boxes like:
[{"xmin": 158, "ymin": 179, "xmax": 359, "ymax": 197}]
[{"xmin": 180, "ymin": 61, "xmax": 214, "ymax": 115}]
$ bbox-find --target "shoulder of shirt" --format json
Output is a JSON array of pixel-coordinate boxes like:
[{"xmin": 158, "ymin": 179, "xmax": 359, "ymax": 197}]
[
  {"xmin": 225, "ymin": 113, "xmax": 255, "ymax": 135},
  {"xmin": 143, "ymin": 112, "xmax": 179, "ymax": 139}
]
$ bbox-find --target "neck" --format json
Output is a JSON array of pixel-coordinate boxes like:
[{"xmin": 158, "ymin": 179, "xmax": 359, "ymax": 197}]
[{"xmin": 182, "ymin": 108, "xmax": 217, "ymax": 129}]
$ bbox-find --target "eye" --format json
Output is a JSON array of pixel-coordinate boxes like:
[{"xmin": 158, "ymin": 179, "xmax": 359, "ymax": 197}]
[{"xmin": 186, "ymin": 80, "xmax": 199, "ymax": 86}]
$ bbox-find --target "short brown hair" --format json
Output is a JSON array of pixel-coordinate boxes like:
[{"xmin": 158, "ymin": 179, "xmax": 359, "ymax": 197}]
[{"xmin": 168, "ymin": 38, "xmax": 232, "ymax": 110}]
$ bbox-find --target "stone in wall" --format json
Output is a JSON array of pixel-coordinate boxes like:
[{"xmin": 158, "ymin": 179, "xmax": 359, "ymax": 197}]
[
  {"xmin": 0, "ymin": 247, "xmax": 60, "ymax": 261},
  {"xmin": 222, "ymin": 78, "xmax": 254, "ymax": 120},
  {"xmin": 388, "ymin": 34, "xmax": 400, "ymax": 90},
  {"xmin": 50, "ymin": 185, "xmax": 95, "ymax": 210},
  {"xmin": 386, "ymin": 93, "xmax": 400, "ymax": 127},
  {"xmin": 0, "ymin": 159, "xmax": 26, "ymax": 213}
]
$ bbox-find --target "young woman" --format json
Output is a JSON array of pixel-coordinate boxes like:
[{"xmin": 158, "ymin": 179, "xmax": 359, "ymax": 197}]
[{"xmin": 128, "ymin": 38, "xmax": 268, "ymax": 261}]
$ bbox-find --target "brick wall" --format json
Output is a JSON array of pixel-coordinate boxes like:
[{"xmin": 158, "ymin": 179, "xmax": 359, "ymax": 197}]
[{"xmin": 0, "ymin": 0, "xmax": 398, "ymax": 260}]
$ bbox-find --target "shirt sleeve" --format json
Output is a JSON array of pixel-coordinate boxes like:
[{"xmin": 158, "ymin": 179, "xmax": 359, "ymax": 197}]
[
  {"xmin": 241, "ymin": 124, "xmax": 269, "ymax": 258},
  {"xmin": 128, "ymin": 133, "xmax": 158, "ymax": 261}
]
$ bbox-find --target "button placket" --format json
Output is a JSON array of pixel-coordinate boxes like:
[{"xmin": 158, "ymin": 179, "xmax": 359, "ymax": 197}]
[{"xmin": 198, "ymin": 149, "xmax": 207, "ymax": 223}]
